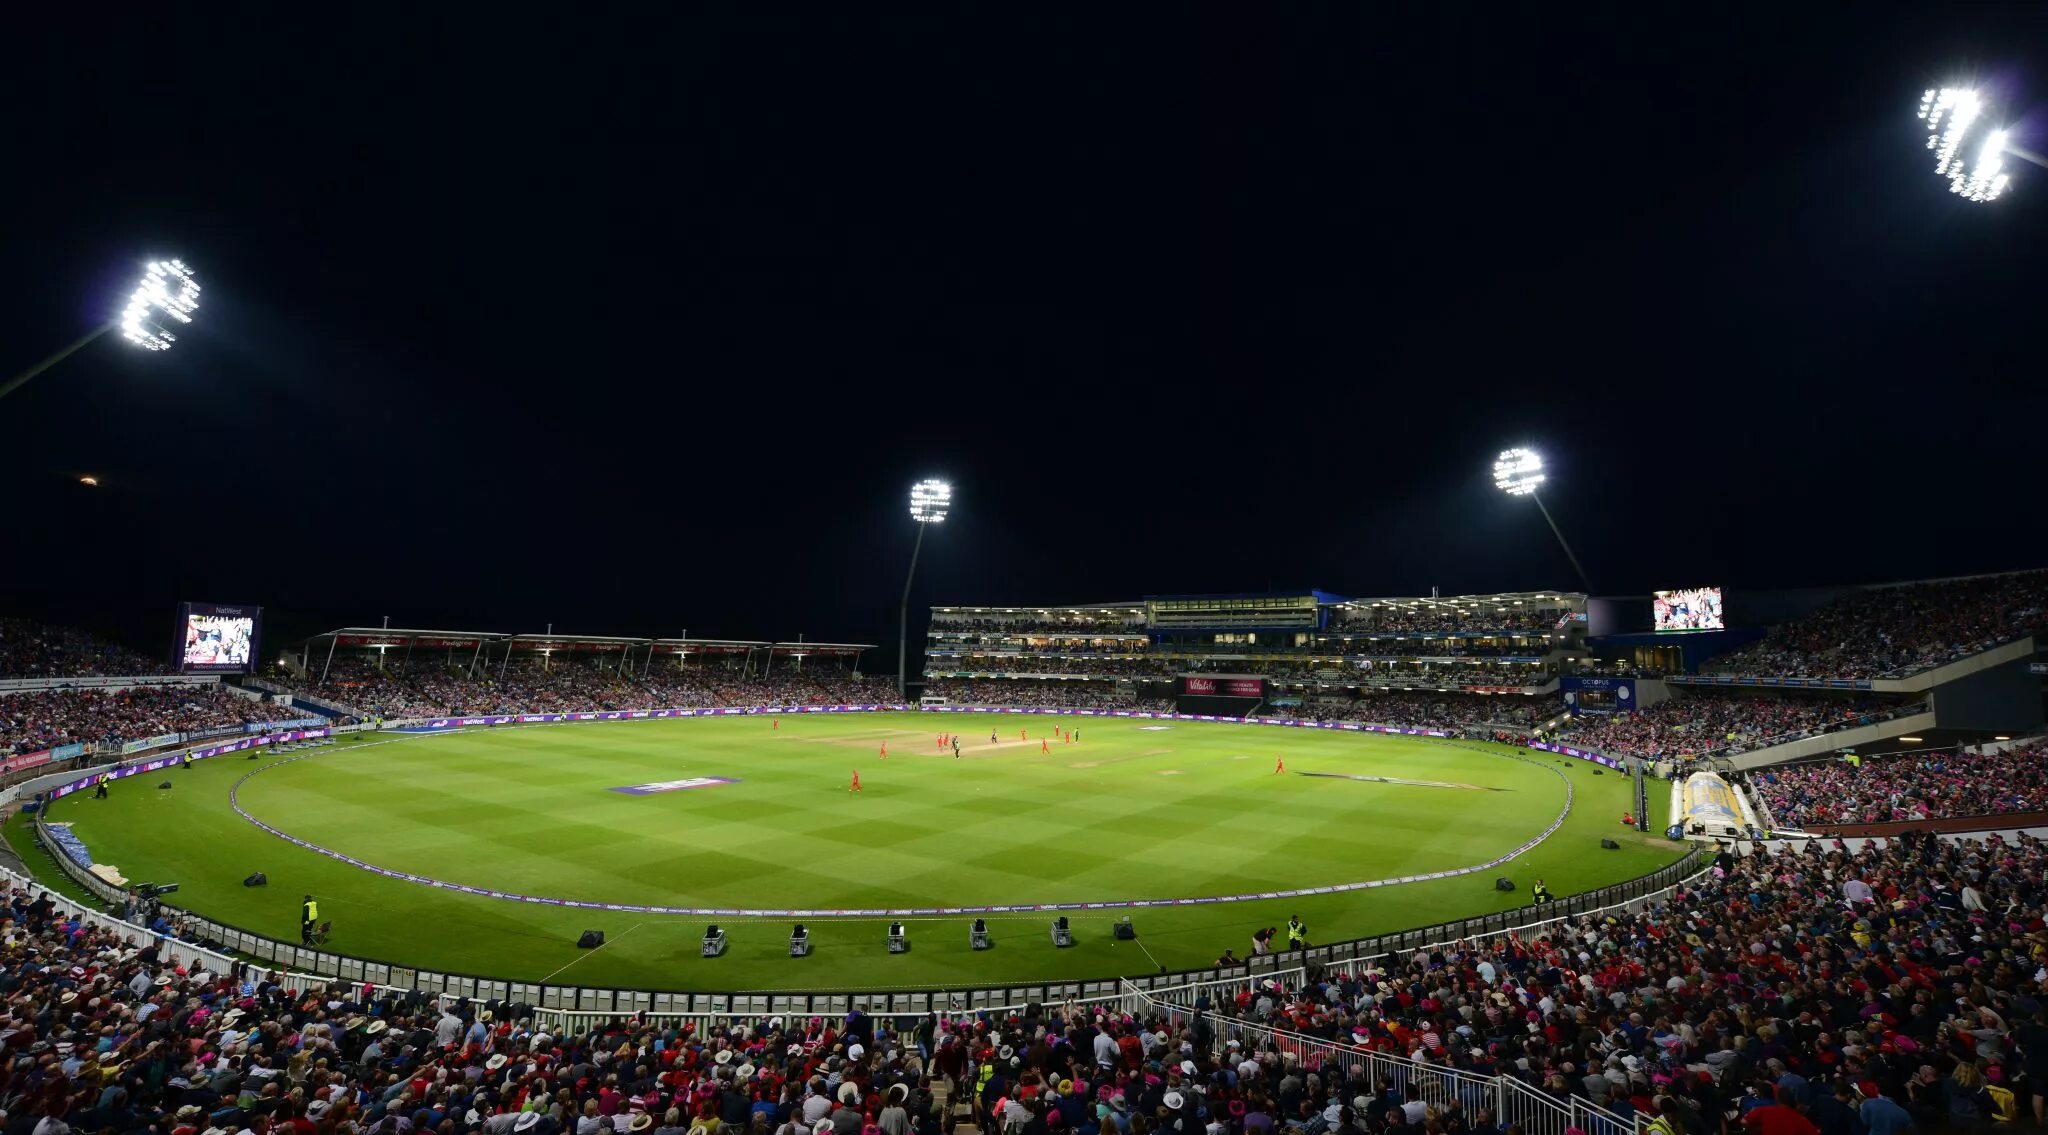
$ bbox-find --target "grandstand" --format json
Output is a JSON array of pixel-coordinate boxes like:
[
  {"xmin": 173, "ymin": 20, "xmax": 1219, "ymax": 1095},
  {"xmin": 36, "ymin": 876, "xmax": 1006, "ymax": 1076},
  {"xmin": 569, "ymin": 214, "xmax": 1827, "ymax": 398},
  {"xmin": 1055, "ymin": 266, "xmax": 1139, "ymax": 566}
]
[
  {"xmin": 285, "ymin": 626, "xmax": 890, "ymax": 718},
  {"xmin": 925, "ymin": 590, "xmax": 1582, "ymax": 728}
]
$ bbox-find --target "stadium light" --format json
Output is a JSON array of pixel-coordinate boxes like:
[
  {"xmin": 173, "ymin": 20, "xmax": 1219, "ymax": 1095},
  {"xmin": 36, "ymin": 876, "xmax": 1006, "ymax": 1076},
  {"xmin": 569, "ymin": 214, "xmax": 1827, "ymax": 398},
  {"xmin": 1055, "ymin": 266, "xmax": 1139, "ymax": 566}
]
[
  {"xmin": 899, "ymin": 479, "xmax": 953, "ymax": 699},
  {"xmin": 120, "ymin": 259, "xmax": 202, "ymax": 351},
  {"xmin": 909, "ymin": 478, "xmax": 951, "ymax": 523},
  {"xmin": 1921, "ymin": 88, "xmax": 2012, "ymax": 202},
  {"xmin": 1491, "ymin": 447, "xmax": 1593, "ymax": 595},
  {"xmin": 1, "ymin": 258, "xmax": 203, "ymax": 403},
  {"xmin": 1492, "ymin": 447, "xmax": 1544, "ymax": 496}
]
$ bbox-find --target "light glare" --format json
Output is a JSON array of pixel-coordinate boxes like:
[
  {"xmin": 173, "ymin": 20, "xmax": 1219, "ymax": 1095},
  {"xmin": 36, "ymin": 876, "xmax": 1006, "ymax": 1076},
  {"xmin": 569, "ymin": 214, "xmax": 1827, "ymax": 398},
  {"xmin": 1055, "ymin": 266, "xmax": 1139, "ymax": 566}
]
[
  {"xmin": 120, "ymin": 259, "xmax": 201, "ymax": 351},
  {"xmin": 909, "ymin": 478, "xmax": 952, "ymax": 523},
  {"xmin": 1922, "ymin": 87, "xmax": 2011, "ymax": 203},
  {"xmin": 1493, "ymin": 447, "xmax": 1544, "ymax": 496}
]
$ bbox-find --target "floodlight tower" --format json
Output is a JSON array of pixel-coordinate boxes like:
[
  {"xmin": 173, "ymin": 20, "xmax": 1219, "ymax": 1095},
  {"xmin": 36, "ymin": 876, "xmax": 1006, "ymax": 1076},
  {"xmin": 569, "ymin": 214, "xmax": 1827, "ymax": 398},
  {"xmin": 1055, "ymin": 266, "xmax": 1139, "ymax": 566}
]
[
  {"xmin": 899, "ymin": 479, "xmax": 952, "ymax": 700},
  {"xmin": 1492, "ymin": 447, "xmax": 1593, "ymax": 595},
  {"xmin": 0, "ymin": 260, "xmax": 202, "ymax": 403}
]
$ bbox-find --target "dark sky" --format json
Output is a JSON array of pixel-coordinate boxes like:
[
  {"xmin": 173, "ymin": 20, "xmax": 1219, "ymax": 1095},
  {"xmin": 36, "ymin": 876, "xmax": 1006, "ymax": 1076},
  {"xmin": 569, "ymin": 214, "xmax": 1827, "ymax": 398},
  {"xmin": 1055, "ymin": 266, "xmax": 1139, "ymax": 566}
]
[{"xmin": 5, "ymin": 7, "xmax": 2045, "ymax": 665}]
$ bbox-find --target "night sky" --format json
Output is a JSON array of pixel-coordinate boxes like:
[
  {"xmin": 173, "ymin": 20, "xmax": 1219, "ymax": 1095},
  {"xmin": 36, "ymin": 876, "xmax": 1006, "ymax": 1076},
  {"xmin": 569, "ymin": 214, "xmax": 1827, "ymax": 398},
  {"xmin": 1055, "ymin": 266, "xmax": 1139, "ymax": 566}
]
[{"xmin": 6, "ymin": 8, "xmax": 2046, "ymax": 665}]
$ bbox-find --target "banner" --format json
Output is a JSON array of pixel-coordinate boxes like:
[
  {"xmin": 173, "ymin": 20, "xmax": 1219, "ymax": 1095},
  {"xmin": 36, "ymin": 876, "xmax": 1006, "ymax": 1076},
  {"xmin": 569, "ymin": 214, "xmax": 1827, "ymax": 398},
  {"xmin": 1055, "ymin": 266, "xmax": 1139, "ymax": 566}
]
[
  {"xmin": 0, "ymin": 750, "xmax": 53, "ymax": 776},
  {"xmin": 47, "ymin": 728, "xmax": 333, "ymax": 801},
  {"xmin": 1184, "ymin": 677, "xmax": 1263, "ymax": 697}
]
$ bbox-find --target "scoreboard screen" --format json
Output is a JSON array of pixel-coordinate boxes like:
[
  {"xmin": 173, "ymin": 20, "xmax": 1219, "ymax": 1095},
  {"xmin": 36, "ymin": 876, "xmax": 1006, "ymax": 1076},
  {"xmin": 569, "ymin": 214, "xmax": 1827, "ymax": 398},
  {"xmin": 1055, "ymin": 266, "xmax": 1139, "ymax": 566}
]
[
  {"xmin": 1653, "ymin": 587, "xmax": 1724, "ymax": 632},
  {"xmin": 176, "ymin": 602, "xmax": 262, "ymax": 673}
]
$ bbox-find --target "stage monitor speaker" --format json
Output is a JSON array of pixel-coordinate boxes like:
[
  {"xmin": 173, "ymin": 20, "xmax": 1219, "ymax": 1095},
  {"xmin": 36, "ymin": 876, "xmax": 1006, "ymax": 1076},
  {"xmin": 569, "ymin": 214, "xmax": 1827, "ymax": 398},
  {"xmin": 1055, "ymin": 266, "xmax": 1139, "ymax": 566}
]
[
  {"xmin": 1600, "ymin": 838, "xmax": 1621, "ymax": 849},
  {"xmin": 243, "ymin": 872, "xmax": 267, "ymax": 887},
  {"xmin": 1494, "ymin": 877, "xmax": 1515, "ymax": 892},
  {"xmin": 577, "ymin": 930, "xmax": 604, "ymax": 949}
]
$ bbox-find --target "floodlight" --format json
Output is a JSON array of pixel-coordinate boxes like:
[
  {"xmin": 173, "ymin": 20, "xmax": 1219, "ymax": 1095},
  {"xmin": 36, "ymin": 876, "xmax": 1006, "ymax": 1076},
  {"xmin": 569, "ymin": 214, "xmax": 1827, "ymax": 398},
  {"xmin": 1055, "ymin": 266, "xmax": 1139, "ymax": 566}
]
[
  {"xmin": 910, "ymin": 478, "xmax": 952, "ymax": 523},
  {"xmin": 900, "ymin": 479, "xmax": 956, "ymax": 698},
  {"xmin": 1921, "ymin": 88, "xmax": 2012, "ymax": 203},
  {"xmin": 1492, "ymin": 448, "xmax": 1545, "ymax": 496},
  {"xmin": 1490, "ymin": 445, "xmax": 1591, "ymax": 594},
  {"xmin": 1, "ymin": 256, "xmax": 204, "ymax": 403},
  {"xmin": 120, "ymin": 259, "xmax": 202, "ymax": 351}
]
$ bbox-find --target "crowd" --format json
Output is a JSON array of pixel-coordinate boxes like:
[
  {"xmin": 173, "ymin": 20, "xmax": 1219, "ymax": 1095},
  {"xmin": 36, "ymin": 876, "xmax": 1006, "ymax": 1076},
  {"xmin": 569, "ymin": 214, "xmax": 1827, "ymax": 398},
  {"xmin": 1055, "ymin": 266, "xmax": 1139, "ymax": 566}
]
[
  {"xmin": 1751, "ymin": 740, "xmax": 2048, "ymax": 828},
  {"xmin": 921, "ymin": 681, "xmax": 1159, "ymax": 710},
  {"xmin": 1558, "ymin": 691, "xmax": 1927, "ymax": 762},
  {"xmin": 929, "ymin": 615, "xmax": 1144, "ymax": 634},
  {"xmin": 1200, "ymin": 830, "xmax": 2048, "ymax": 1130},
  {"xmin": 1, "ymin": 685, "xmax": 305, "ymax": 756},
  {"xmin": 0, "ymin": 618, "xmax": 159, "ymax": 679},
  {"xmin": 298, "ymin": 660, "xmax": 900, "ymax": 720},
  {"xmin": 1300, "ymin": 692, "xmax": 1551, "ymax": 729},
  {"xmin": 929, "ymin": 635, "xmax": 1155, "ymax": 655},
  {"xmin": 926, "ymin": 657, "xmax": 1164, "ymax": 678},
  {"xmin": 1562, "ymin": 661, "xmax": 1665, "ymax": 680},
  {"xmin": 15, "ymin": 826, "xmax": 2046, "ymax": 1135},
  {"xmin": 1707, "ymin": 569, "xmax": 2048, "ymax": 679},
  {"xmin": 919, "ymin": 683, "xmax": 1550, "ymax": 729},
  {"xmin": 1331, "ymin": 607, "xmax": 1561, "ymax": 634}
]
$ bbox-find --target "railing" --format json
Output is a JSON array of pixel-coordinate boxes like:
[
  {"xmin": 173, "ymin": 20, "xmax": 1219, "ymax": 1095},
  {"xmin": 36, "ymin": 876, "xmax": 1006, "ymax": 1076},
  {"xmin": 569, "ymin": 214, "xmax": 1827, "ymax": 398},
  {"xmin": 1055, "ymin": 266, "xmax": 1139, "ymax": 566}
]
[
  {"xmin": 1108, "ymin": 850, "xmax": 1724, "ymax": 1135},
  {"xmin": 17, "ymin": 704, "xmax": 1703, "ymax": 1017},
  {"xmin": 0, "ymin": 674, "xmax": 213, "ymax": 695}
]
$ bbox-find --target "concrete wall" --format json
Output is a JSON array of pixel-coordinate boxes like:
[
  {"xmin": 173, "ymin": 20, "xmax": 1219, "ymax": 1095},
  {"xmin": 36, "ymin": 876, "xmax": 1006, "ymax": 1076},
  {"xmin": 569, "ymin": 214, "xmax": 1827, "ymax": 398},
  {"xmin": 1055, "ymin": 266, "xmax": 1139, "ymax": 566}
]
[
  {"xmin": 1931, "ymin": 654, "xmax": 2046, "ymax": 735},
  {"xmin": 1721, "ymin": 710, "xmax": 1940, "ymax": 772}
]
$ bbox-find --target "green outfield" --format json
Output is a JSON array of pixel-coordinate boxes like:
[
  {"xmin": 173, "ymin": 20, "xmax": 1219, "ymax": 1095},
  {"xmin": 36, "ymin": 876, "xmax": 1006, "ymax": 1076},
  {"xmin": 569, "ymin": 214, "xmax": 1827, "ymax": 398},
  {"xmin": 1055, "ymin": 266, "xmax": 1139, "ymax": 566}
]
[{"xmin": 37, "ymin": 712, "xmax": 1680, "ymax": 991}]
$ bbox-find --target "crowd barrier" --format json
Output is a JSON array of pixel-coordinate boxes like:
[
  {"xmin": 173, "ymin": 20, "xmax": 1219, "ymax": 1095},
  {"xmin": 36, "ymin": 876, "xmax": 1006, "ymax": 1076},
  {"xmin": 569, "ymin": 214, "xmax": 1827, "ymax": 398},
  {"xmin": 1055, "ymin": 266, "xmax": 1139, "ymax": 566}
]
[
  {"xmin": 1119, "ymin": 846, "xmax": 1720, "ymax": 1135},
  {"xmin": 1129, "ymin": 989, "xmax": 1636, "ymax": 1135},
  {"xmin": 21, "ymin": 702, "xmax": 1697, "ymax": 1018}
]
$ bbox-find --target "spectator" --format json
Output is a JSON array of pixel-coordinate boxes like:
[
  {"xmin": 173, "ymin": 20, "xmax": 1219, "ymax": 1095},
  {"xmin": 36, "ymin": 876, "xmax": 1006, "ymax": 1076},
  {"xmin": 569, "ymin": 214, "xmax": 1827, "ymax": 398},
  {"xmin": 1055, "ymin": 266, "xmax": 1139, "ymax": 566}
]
[
  {"xmin": 1, "ymin": 685, "xmax": 303, "ymax": 756},
  {"xmin": 1558, "ymin": 690, "xmax": 1924, "ymax": 761},
  {"xmin": 1752, "ymin": 740, "xmax": 2048, "ymax": 828},
  {"xmin": 1706, "ymin": 569, "xmax": 2048, "ymax": 680}
]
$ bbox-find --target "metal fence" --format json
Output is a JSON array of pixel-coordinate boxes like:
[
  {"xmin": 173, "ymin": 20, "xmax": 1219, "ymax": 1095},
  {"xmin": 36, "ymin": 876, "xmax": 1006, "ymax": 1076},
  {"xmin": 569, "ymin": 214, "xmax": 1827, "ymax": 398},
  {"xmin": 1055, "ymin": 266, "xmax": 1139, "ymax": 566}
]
[{"xmin": 1122, "ymin": 985, "xmax": 1641, "ymax": 1135}]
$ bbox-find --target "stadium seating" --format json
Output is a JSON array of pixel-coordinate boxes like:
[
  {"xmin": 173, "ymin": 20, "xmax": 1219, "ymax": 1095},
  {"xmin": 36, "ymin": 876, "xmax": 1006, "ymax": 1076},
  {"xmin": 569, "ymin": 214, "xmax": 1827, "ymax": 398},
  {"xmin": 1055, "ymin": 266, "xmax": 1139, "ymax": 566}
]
[
  {"xmin": 6, "ymin": 827, "xmax": 2034, "ymax": 1135},
  {"xmin": 293, "ymin": 657, "xmax": 898, "ymax": 719},
  {"xmin": 1704, "ymin": 568, "xmax": 2048, "ymax": 679},
  {"xmin": 1751, "ymin": 738, "xmax": 2048, "ymax": 827},
  {"xmin": 0, "ymin": 616, "xmax": 160, "ymax": 678},
  {"xmin": 1, "ymin": 684, "xmax": 305, "ymax": 756},
  {"xmin": 1201, "ymin": 831, "xmax": 2038, "ymax": 1131},
  {"xmin": 1556, "ymin": 690, "xmax": 1926, "ymax": 761},
  {"xmin": 920, "ymin": 680, "xmax": 1157, "ymax": 709},
  {"xmin": 1329, "ymin": 605, "xmax": 1558, "ymax": 632}
]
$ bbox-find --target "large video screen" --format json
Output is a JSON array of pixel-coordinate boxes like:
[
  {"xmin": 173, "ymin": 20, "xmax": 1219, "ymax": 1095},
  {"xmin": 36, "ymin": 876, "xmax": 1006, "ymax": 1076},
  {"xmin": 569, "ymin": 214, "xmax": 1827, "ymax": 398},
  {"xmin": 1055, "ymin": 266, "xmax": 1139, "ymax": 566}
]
[
  {"xmin": 177, "ymin": 602, "xmax": 262, "ymax": 673},
  {"xmin": 1652, "ymin": 587, "xmax": 1724, "ymax": 633}
]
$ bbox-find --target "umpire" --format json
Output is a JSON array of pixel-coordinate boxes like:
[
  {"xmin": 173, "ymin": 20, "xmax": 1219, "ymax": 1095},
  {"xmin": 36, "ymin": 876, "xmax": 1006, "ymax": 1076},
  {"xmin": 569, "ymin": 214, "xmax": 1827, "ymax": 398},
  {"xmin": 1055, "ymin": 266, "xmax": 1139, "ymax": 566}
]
[{"xmin": 300, "ymin": 894, "xmax": 320, "ymax": 944}]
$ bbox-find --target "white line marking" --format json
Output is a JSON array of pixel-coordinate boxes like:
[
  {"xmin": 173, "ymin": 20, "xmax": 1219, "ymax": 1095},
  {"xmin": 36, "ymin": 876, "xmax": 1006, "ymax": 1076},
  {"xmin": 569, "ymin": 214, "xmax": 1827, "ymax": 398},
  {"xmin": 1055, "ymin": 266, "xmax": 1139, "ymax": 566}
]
[{"xmin": 537, "ymin": 922, "xmax": 647, "ymax": 983}]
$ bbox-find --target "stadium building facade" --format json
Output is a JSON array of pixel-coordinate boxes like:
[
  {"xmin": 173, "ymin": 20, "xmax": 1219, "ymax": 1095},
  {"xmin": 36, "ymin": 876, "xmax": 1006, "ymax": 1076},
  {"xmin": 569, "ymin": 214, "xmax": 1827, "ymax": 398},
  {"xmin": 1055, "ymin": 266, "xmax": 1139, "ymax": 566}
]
[{"xmin": 925, "ymin": 589, "xmax": 1585, "ymax": 725}]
